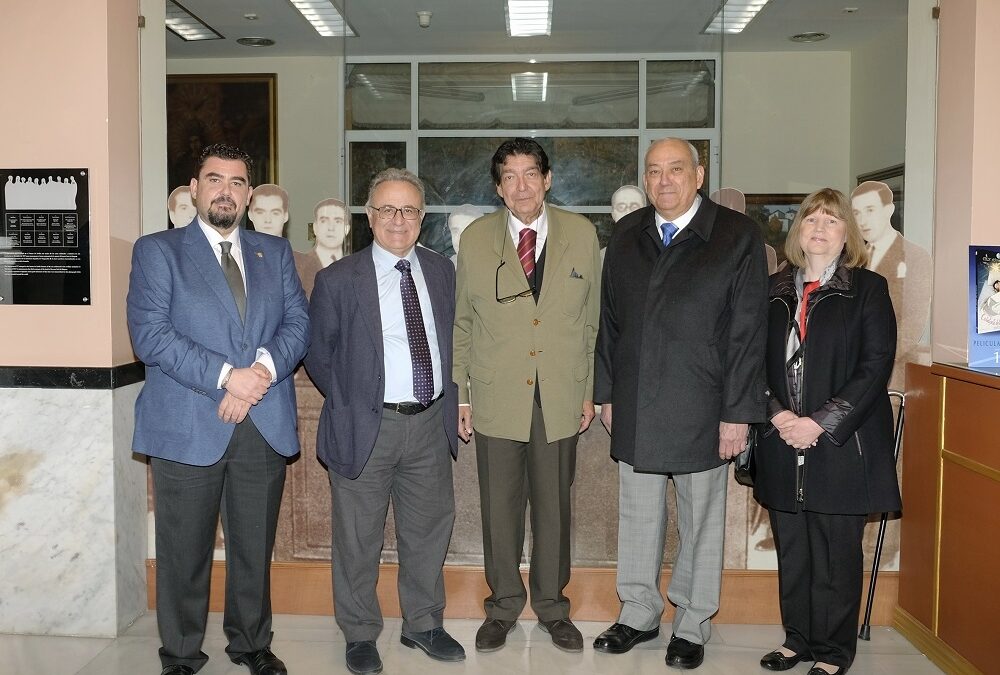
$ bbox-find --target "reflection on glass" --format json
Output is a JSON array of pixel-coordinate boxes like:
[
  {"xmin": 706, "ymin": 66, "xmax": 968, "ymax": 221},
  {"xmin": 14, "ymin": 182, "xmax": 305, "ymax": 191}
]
[
  {"xmin": 646, "ymin": 60, "xmax": 716, "ymax": 129},
  {"xmin": 417, "ymin": 212, "xmax": 453, "ymax": 257},
  {"xmin": 346, "ymin": 63, "xmax": 411, "ymax": 130},
  {"xmin": 419, "ymin": 136, "xmax": 638, "ymax": 207},
  {"xmin": 418, "ymin": 62, "xmax": 639, "ymax": 130},
  {"xmin": 350, "ymin": 212, "xmax": 373, "ymax": 253},
  {"xmin": 349, "ymin": 141, "xmax": 406, "ymax": 206}
]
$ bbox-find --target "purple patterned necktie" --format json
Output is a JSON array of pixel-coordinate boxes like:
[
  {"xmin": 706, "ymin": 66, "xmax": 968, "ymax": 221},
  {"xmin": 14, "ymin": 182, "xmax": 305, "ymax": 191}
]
[{"xmin": 395, "ymin": 259, "xmax": 434, "ymax": 406}]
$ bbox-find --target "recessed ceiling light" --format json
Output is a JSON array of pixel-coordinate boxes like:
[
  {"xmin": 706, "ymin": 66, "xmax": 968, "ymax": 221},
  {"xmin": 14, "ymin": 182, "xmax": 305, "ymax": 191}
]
[
  {"xmin": 236, "ymin": 37, "xmax": 275, "ymax": 47},
  {"xmin": 244, "ymin": 13, "xmax": 259, "ymax": 20},
  {"xmin": 165, "ymin": 0, "xmax": 223, "ymax": 41},
  {"xmin": 702, "ymin": 0, "xmax": 772, "ymax": 34},
  {"xmin": 505, "ymin": 0, "xmax": 552, "ymax": 37},
  {"xmin": 289, "ymin": 0, "xmax": 357, "ymax": 37},
  {"xmin": 790, "ymin": 32, "xmax": 830, "ymax": 43}
]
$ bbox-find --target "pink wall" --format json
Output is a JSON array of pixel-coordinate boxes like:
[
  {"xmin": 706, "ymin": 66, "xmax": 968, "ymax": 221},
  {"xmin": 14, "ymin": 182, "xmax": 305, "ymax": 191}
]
[{"xmin": 0, "ymin": 0, "xmax": 140, "ymax": 367}]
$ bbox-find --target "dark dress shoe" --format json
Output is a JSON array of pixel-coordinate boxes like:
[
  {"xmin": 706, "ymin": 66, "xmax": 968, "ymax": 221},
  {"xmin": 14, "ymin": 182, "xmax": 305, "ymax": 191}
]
[
  {"xmin": 593, "ymin": 622, "xmax": 660, "ymax": 654},
  {"xmin": 808, "ymin": 666, "xmax": 846, "ymax": 675},
  {"xmin": 665, "ymin": 635, "xmax": 704, "ymax": 669},
  {"xmin": 538, "ymin": 618, "xmax": 583, "ymax": 652},
  {"xmin": 345, "ymin": 641, "xmax": 382, "ymax": 675},
  {"xmin": 160, "ymin": 666, "xmax": 194, "ymax": 675},
  {"xmin": 400, "ymin": 626, "xmax": 466, "ymax": 661},
  {"xmin": 761, "ymin": 649, "xmax": 809, "ymax": 671},
  {"xmin": 475, "ymin": 618, "xmax": 516, "ymax": 652},
  {"xmin": 231, "ymin": 647, "xmax": 287, "ymax": 675}
]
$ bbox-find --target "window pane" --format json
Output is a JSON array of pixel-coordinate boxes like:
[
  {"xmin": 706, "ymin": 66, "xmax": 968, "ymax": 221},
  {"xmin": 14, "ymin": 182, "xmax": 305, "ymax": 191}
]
[
  {"xmin": 419, "ymin": 136, "xmax": 639, "ymax": 207},
  {"xmin": 349, "ymin": 141, "xmax": 406, "ymax": 206},
  {"xmin": 346, "ymin": 63, "xmax": 411, "ymax": 130},
  {"xmin": 419, "ymin": 62, "xmax": 639, "ymax": 130},
  {"xmin": 646, "ymin": 60, "xmax": 716, "ymax": 129}
]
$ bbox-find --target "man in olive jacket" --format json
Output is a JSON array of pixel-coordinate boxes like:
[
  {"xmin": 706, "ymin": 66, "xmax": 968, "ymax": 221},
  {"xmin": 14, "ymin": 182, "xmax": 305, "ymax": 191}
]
[
  {"xmin": 593, "ymin": 138, "xmax": 768, "ymax": 669},
  {"xmin": 454, "ymin": 138, "xmax": 601, "ymax": 653}
]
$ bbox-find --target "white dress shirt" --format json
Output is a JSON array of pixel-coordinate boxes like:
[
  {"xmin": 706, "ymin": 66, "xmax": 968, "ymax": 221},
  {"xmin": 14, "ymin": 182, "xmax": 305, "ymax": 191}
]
[
  {"xmin": 372, "ymin": 242, "xmax": 443, "ymax": 403},
  {"xmin": 653, "ymin": 194, "xmax": 702, "ymax": 237},
  {"xmin": 506, "ymin": 205, "xmax": 549, "ymax": 260}
]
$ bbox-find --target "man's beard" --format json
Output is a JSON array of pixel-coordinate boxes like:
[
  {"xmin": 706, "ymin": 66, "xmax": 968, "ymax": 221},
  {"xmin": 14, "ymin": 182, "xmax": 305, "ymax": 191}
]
[{"xmin": 207, "ymin": 198, "xmax": 239, "ymax": 229}]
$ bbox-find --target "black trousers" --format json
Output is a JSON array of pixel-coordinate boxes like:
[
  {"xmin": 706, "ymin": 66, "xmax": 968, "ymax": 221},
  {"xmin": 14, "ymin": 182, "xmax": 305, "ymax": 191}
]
[
  {"xmin": 150, "ymin": 417, "xmax": 287, "ymax": 672},
  {"xmin": 474, "ymin": 400, "xmax": 577, "ymax": 622},
  {"xmin": 769, "ymin": 507, "xmax": 867, "ymax": 669}
]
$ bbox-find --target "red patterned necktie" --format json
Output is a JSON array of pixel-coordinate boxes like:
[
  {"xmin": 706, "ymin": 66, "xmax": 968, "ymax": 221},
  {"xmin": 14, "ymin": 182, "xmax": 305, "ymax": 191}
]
[{"xmin": 517, "ymin": 227, "xmax": 536, "ymax": 280}]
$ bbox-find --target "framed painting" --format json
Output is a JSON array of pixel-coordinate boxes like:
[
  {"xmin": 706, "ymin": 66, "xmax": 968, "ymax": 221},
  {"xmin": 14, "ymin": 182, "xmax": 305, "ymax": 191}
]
[
  {"xmin": 857, "ymin": 163, "xmax": 904, "ymax": 235},
  {"xmin": 166, "ymin": 74, "xmax": 277, "ymax": 197},
  {"xmin": 745, "ymin": 193, "xmax": 806, "ymax": 268}
]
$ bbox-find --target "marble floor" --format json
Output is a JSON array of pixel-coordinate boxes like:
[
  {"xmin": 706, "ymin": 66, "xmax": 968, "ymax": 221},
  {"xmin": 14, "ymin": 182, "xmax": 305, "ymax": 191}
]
[{"xmin": 3, "ymin": 613, "xmax": 944, "ymax": 675}]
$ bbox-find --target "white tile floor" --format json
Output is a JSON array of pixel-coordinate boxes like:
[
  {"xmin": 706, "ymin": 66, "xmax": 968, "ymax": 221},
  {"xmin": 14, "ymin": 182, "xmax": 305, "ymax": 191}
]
[{"xmin": 2, "ymin": 613, "xmax": 944, "ymax": 675}]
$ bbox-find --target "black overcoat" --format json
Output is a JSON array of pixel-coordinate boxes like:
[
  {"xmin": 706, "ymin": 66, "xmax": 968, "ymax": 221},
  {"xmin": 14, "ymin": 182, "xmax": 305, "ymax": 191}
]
[
  {"xmin": 595, "ymin": 196, "xmax": 769, "ymax": 473},
  {"xmin": 753, "ymin": 264, "xmax": 903, "ymax": 515}
]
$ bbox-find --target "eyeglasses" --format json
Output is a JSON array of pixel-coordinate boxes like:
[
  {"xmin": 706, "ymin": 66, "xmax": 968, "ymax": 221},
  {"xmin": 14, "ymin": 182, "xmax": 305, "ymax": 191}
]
[
  {"xmin": 367, "ymin": 205, "xmax": 423, "ymax": 221},
  {"xmin": 495, "ymin": 232, "xmax": 534, "ymax": 304}
]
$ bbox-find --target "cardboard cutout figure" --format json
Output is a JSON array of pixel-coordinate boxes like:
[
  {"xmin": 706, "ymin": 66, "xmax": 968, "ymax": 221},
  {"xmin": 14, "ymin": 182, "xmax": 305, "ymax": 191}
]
[
  {"xmin": 247, "ymin": 183, "xmax": 290, "ymax": 237},
  {"xmin": 710, "ymin": 187, "xmax": 778, "ymax": 274},
  {"xmin": 167, "ymin": 185, "xmax": 195, "ymax": 229},
  {"xmin": 295, "ymin": 198, "xmax": 350, "ymax": 298},
  {"xmin": 448, "ymin": 204, "xmax": 486, "ymax": 265}
]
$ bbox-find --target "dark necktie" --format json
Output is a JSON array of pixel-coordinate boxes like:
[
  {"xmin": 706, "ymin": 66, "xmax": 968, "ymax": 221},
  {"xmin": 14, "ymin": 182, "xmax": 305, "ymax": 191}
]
[
  {"xmin": 517, "ymin": 227, "xmax": 536, "ymax": 281},
  {"xmin": 219, "ymin": 241, "xmax": 246, "ymax": 322},
  {"xmin": 661, "ymin": 221, "xmax": 678, "ymax": 247},
  {"xmin": 395, "ymin": 259, "xmax": 434, "ymax": 406}
]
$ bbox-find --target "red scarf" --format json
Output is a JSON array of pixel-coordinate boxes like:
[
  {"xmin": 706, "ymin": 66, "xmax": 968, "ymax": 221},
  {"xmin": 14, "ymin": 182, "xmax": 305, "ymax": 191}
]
[{"xmin": 798, "ymin": 280, "xmax": 821, "ymax": 341}]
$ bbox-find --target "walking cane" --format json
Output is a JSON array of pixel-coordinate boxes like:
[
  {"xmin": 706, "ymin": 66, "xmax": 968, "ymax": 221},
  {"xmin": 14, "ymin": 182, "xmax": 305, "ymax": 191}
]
[{"xmin": 858, "ymin": 390, "xmax": 905, "ymax": 641}]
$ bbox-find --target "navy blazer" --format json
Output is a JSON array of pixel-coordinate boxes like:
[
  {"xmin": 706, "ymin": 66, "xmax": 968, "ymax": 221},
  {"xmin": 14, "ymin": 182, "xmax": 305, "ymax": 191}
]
[
  {"xmin": 305, "ymin": 245, "xmax": 459, "ymax": 479},
  {"xmin": 127, "ymin": 222, "xmax": 310, "ymax": 465}
]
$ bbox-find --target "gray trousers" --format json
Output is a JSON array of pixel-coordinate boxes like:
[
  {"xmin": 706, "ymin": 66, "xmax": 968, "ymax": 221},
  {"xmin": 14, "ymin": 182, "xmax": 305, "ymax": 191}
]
[
  {"xmin": 475, "ymin": 401, "xmax": 578, "ymax": 621},
  {"xmin": 329, "ymin": 398, "xmax": 455, "ymax": 642},
  {"xmin": 616, "ymin": 461, "xmax": 728, "ymax": 644},
  {"xmin": 151, "ymin": 417, "xmax": 286, "ymax": 673}
]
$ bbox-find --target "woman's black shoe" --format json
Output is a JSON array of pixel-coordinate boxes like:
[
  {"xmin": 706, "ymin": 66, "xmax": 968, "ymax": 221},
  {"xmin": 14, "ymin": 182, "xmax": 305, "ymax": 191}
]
[{"xmin": 760, "ymin": 649, "xmax": 809, "ymax": 671}]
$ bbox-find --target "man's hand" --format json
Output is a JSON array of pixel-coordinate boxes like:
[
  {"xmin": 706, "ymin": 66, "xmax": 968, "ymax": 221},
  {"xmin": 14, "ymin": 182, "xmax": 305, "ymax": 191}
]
[
  {"xmin": 225, "ymin": 366, "xmax": 270, "ymax": 403},
  {"xmin": 458, "ymin": 405, "xmax": 474, "ymax": 443},
  {"xmin": 218, "ymin": 391, "xmax": 251, "ymax": 424},
  {"xmin": 718, "ymin": 421, "xmax": 749, "ymax": 460},
  {"xmin": 251, "ymin": 361, "xmax": 273, "ymax": 382},
  {"xmin": 599, "ymin": 403, "xmax": 613, "ymax": 434},
  {"xmin": 579, "ymin": 400, "xmax": 596, "ymax": 434},
  {"xmin": 777, "ymin": 416, "xmax": 824, "ymax": 450}
]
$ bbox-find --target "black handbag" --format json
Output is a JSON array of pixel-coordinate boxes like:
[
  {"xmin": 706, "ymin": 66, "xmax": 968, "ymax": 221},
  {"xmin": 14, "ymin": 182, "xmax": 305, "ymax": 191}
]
[{"xmin": 733, "ymin": 425, "xmax": 757, "ymax": 487}]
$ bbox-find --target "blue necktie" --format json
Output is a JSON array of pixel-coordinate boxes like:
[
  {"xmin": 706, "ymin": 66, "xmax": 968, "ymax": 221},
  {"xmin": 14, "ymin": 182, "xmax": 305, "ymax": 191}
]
[
  {"xmin": 661, "ymin": 221, "xmax": 678, "ymax": 247},
  {"xmin": 395, "ymin": 259, "xmax": 434, "ymax": 406}
]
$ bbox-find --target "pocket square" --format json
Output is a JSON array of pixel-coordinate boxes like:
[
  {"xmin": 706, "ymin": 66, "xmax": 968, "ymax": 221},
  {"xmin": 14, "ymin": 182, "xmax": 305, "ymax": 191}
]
[{"xmin": 569, "ymin": 268, "xmax": 583, "ymax": 279}]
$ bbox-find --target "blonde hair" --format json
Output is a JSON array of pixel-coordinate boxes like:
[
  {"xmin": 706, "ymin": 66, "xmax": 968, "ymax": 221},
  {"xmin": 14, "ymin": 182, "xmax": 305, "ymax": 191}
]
[{"xmin": 784, "ymin": 188, "xmax": 869, "ymax": 269}]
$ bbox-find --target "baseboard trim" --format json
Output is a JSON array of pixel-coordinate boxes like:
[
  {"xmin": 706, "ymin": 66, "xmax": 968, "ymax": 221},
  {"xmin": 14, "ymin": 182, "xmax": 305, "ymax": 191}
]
[
  {"xmin": 893, "ymin": 607, "xmax": 981, "ymax": 674},
  {"xmin": 146, "ymin": 560, "xmax": 899, "ymax": 625}
]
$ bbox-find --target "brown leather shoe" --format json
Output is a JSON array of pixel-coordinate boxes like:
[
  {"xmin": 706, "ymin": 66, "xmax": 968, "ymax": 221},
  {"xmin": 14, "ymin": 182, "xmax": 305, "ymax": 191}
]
[
  {"xmin": 475, "ymin": 618, "xmax": 516, "ymax": 652},
  {"xmin": 538, "ymin": 618, "xmax": 583, "ymax": 653}
]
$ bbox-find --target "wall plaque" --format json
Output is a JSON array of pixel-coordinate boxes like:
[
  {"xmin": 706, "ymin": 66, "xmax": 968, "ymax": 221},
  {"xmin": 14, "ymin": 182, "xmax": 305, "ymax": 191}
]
[{"xmin": 0, "ymin": 168, "xmax": 90, "ymax": 305}]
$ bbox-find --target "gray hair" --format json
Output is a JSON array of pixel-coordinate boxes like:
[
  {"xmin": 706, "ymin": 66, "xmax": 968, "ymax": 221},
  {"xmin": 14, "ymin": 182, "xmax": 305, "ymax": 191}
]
[
  {"xmin": 367, "ymin": 168, "xmax": 425, "ymax": 207},
  {"xmin": 646, "ymin": 138, "xmax": 700, "ymax": 168}
]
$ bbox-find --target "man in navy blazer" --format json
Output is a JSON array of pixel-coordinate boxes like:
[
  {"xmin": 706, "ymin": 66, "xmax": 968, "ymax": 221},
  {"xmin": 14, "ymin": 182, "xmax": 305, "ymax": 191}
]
[
  {"xmin": 127, "ymin": 144, "xmax": 309, "ymax": 675},
  {"xmin": 305, "ymin": 168, "xmax": 462, "ymax": 675}
]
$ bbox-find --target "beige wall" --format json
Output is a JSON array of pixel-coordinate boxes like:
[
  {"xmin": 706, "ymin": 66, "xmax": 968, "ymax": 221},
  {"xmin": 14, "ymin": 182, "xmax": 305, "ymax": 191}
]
[
  {"xmin": 720, "ymin": 51, "xmax": 852, "ymax": 194},
  {"xmin": 0, "ymin": 0, "xmax": 140, "ymax": 367},
  {"xmin": 166, "ymin": 56, "xmax": 344, "ymax": 252}
]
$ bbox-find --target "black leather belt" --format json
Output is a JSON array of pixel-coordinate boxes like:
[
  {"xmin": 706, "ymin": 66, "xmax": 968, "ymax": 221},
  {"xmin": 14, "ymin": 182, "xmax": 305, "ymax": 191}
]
[{"xmin": 383, "ymin": 393, "xmax": 442, "ymax": 415}]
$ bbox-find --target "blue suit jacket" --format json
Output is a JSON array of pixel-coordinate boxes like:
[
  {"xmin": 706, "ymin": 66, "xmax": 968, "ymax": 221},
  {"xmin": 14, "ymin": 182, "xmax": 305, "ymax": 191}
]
[
  {"xmin": 305, "ymin": 245, "xmax": 459, "ymax": 479},
  {"xmin": 127, "ymin": 221, "xmax": 310, "ymax": 466}
]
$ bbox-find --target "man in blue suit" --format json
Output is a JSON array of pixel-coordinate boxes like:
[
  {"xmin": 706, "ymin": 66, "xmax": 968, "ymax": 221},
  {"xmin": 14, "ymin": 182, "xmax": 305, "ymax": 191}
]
[
  {"xmin": 305, "ymin": 168, "xmax": 463, "ymax": 675},
  {"xmin": 127, "ymin": 144, "xmax": 309, "ymax": 675}
]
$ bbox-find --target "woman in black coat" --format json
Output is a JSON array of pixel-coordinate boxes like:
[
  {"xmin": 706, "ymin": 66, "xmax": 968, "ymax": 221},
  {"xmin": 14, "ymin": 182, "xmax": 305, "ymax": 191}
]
[{"xmin": 754, "ymin": 188, "xmax": 901, "ymax": 675}]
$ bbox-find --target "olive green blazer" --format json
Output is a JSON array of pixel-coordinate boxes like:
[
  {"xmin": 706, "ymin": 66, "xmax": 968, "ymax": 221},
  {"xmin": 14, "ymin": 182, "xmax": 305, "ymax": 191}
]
[{"xmin": 453, "ymin": 205, "xmax": 601, "ymax": 443}]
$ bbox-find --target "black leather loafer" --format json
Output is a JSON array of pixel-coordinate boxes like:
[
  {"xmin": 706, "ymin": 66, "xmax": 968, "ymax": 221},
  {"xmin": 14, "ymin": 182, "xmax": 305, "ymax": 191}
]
[
  {"xmin": 345, "ymin": 641, "xmax": 382, "ymax": 675},
  {"xmin": 665, "ymin": 635, "xmax": 704, "ymax": 669},
  {"xmin": 160, "ymin": 666, "xmax": 194, "ymax": 675},
  {"xmin": 593, "ymin": 623, "xmax": 660, "ymax": 654},
  {"xmin": 231, "ymin": 647, "xmax": 287, "ymax": 675},
  {"xmin": 475, "ymin": 618, "xmax": 517, "ymax": 652},
  {"xmin": 761, "ymin": 649, "xmax": 810, "ymax": 671},
  {"xmin": 400, "ymin": 626, "xmax": 466, "ymax": 661},
  {"xmin": 807, "ymin": 666, "xmax": 846, "ymax": 675},
  {"xmin": 538, "ymin": 618, "xmax": 583, "ymax": 652}
]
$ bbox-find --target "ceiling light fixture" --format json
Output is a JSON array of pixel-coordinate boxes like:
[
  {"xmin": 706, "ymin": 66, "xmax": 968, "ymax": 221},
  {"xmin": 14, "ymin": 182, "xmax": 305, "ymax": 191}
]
[
  {"xmin": 702, "ymin": 0, "xmax": 772, "ymax": 34},
  {"xmin": 505, "ymin": 0, "xmax": 552, "ymax": 37},
  {"xmin": 511, "ymin": 72, "xmax": 548, "ymax": 102},
  {"xmin": 289, "ymin": 0, "xmax": 357, "ymax": 37},
  {"xmin": 236, "ymin": 37, "xmax": 276, "ymax": 47},
  {"xmin": 165, "ymin": 0, "xmax": 223, "ymax": 41},
  {"xmin": 790, "ymin": 32, "xmax": 830, "ymax": 43}
]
